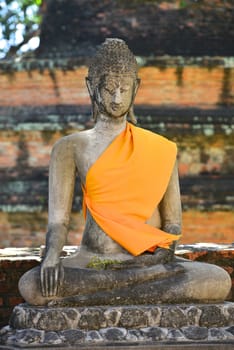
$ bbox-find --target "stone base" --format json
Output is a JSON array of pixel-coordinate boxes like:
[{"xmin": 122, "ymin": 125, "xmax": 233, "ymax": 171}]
[{"xmin": 0, "ymin": 303, "xmax": 234, "ymax": 348}]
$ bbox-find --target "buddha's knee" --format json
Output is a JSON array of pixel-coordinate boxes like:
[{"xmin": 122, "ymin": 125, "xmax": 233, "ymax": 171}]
[
  {"xmin": 182, "ymin": 261, "xmax": 231, "ymax": 301},
  {"xmin": 18, "ymin": 266, "xmax": 46, "ymax": 306}
]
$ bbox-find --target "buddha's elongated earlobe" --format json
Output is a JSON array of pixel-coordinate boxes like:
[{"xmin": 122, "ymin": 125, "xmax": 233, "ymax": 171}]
[
  {"xmin": 86, "ymin": 77, "xmax": 93, "ymax": 98},
  {"xmin": 128, "ymin": 106, "xmax": 137, "ymax": 124},
  {"xmin": 92, "ymin": 100, "xmax": 98, "ymax": 122},
  {"xmin": 128, "ymin": 78, "xmax": 140, "ymax": 124},
  {"xmin": 135, "ymin": 78, "xmax": 141, "ymax": 95},
  {"xmin": 86, "ymin": 77, "xmax": 98, "ymax": 122}
]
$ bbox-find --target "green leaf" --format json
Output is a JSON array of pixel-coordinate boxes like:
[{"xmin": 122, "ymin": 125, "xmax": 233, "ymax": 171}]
[
  {"xmin": 179, "ymin": 0, "xmax": 188, "ymax": 8},
  {"xmin": 0, "ymin": 0, "xmax": 42, "ymax": 58}
]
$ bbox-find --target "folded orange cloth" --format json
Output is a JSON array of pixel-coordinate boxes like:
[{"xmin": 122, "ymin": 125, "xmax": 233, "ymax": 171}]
[{"xmin": 83, "ymin": 122, "xmax": 180, "ymax": 256}]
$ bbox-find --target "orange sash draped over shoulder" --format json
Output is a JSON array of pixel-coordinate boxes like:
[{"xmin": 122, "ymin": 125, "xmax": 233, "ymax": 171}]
[{"xmin": 82, "ymin": 122, "xmax": 180, "ymax": 256}]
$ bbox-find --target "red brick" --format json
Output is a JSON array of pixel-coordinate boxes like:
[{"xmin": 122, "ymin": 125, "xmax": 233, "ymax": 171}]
[
  {"xmin": 0, "ymin": 307, "xmax": 12, "ymax": 327},
  {"xmin": 0, "ymin": 66, "xmax": 233, "ymax": 108},
  {"xmin": 8, "ymin": 296, "xmax": 24, "ymax": 306},
  {"xmin": 0, "ymin": 272, "xmax": 6, "ymax": 282}
]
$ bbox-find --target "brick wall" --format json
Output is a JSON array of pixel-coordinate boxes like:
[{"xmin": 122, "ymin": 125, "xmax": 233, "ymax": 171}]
[
  {"xmin": 38, "ymin": 0, "xmax": 234, "ymax": 57},
  {"xmin": 0, "ymin": 211, "xmax": 233, "ymax": 248},
  {"xmin": 1, "ymin": 65, "xmax": 234, "ymax": 107},
  {"xmin": 0, "ymin": 60, "xmax": 233, "ymax": 248},
  {"xmin": 0, "ymin": 257, "xmax": 39, "ymax": 327}
]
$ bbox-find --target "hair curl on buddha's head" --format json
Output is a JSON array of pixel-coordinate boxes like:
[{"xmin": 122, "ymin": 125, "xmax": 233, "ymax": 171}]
[
  {"xmin": 87, "ymin": 38, "xmax": 139, "ymax": 124},
  {"xmin": 88, "ymin": 38, "xmax": 138, "ymax": 89}
]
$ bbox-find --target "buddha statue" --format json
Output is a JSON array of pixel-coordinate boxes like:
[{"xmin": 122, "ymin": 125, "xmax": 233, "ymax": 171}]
[{"xmin": 19, "ymin": 39, "xmax": 231, "ymax": 307}]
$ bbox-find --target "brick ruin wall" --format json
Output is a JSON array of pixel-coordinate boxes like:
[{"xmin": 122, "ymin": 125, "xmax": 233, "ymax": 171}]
[
  {"xmin": 38, "ymin": 0, "xmax": 234, "ymax": 57},
  {"xmin": 0, "ymin": 0, "xmax": 233, "ymax": 247},
  {"xmin": 0, "ymin": 60, "xmax": 233, "ymax": 247}
]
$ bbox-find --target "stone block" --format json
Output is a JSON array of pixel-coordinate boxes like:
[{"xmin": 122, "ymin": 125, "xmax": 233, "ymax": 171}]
[
  {"xmin": 182, "ymin": 326, "xmax": 208, "ymax": 340},
  {"xmin": 100, "ymin": 327, "xmax": 127, "ymax": 341}
]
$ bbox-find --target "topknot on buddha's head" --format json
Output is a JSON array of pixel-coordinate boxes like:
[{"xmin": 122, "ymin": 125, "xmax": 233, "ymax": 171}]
[{"xmin": 88, "ymin": 38, "xmax": 138, "ymax": 89}]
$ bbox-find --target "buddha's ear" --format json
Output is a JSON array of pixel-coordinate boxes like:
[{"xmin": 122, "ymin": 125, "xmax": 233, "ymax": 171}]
[
  {"xmin": 85, "ymin": 77, "xmax": 93, "ymax": 98},
  {"xmin": 134, "ymin": 78, "xmax": 141, "ymax": 97}
]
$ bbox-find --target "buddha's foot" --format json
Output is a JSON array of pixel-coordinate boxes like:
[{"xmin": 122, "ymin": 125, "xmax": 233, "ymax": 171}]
[
  {"xmin": 48, "ymin": 262, "xmax": 184, "ymax": 307},
  {"xmin": 109, "ymin": 248, "xmax": 174, "ymax": 270},
  {"xmin": 48, "ymin": 260, "xmax": 231, "ymax": 307}
]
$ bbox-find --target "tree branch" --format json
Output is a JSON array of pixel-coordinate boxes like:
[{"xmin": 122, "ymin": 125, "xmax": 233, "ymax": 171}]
[{"xmin": 5, "ymin": 28, "xmax": 40, "ymax": 59}]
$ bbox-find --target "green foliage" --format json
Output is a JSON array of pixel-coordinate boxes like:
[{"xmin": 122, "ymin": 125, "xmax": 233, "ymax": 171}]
[
  {"xmin": 0, "ymin": 0, "xmax": 42, "ymax": 58},
  {"xmin": 179, "ymin": 0, "xmax": 188, "ymax": 8}
]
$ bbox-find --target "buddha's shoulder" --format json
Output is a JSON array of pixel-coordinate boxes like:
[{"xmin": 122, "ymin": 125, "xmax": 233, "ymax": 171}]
[
  {"xmin": 51, "ymin": 129, "xmax": 94, "ymax": 152},
  {"xmin": 134, "ymin": 125, "xmax": 176, "ymax": 147}
]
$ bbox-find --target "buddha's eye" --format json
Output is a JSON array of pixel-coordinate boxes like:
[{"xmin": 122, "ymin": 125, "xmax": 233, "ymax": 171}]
[
  {"xmin": 103, "ymin": 86, "xmax": 115, "ymax": 95},
  {"xmin": 120, "ymin": 88, "xmax": 127, "ymax": 93},
  {"xmin": 120, "ymin": 86, "xmax": 130, "ymax": 93}
]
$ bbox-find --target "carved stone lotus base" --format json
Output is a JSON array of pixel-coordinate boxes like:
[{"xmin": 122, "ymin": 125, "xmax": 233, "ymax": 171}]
[{"xmin": 0, "ymin": 303, "xmax": 234, "ymax": 348}]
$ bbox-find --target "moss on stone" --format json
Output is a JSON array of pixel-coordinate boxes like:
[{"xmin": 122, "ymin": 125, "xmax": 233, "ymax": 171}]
[{"xmin": 86, "ymin": 257, "xmax": 122, "ymax": 270}]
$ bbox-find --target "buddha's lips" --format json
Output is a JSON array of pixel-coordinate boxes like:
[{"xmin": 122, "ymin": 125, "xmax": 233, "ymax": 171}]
[{"xmin": 111, "ymin": 103, "xmax": 122, "ymax": 110}]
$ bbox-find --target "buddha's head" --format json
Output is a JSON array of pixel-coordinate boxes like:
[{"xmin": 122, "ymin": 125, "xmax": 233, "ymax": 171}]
[{"xmin": 86, "ymin": 38, "xmax": 140, "ymax": 123}]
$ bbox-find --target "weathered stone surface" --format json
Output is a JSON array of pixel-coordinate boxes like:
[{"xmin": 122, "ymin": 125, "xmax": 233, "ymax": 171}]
[
  {"xmin": 119, "ymin": 307, "xmax": 149, "ymax": 328},
  {"xmin": 160, "ymin": 306, "xmax": 188, "ymax": 328},
  {"xmin": 9, "ymin": 303, "xmax": 234, "ymax": 333},
  {"xmin": 167, "ymin": 328, "xmax": 186, "ymax": 341},
  {"xmin": 182, "ymin": 326, "xmax": 208, "ymax": 340},
  {"xmin": 100, "ymin": 327, "xmax": 127, "ymax": 341},
  {"xmin": 85, "ymin": 330, "xmax": 103, "ymax": 342},
  {"xmin": 140, "ymin": 327, "xmax": 168, "ymax": 341},
  {"xmin": 104, "ymin": 308, "xmax": 122, "ymax": 327},
  {"xmin": 10, "ymin": 305, "xmax": 81, "ymax": 330},
  {"xmin": 1, "ymin": 325, "xmax": 234, "ymax": 347},
  {"xmin": 43, "ymin": 331, "xmax": 63, "ymax": 345},
  {"xmin": 186, "ymin": 305, "xmax": 203, "ymax": 325},
  {"xmin": 14, "ymin": 328, "xmax": 44, "ymax": 345},
  {"xmin": 199, "ymin": 305, "xmax": 228, "ymax": 327},
  {"xmin": 147, "ymin": 307, "xmax": 161, "ymax": 327},
  {"xmin": 225, "ymin": 326, "xmax": 234, "ymax": 336},
  {"xmin": 37, "ymin": 309, "xmax": 68, "ymax": 331},
  {"xmin": 126, "ymin": 329, "xmax": 144, "ymax": 341},
  {"xmin": 79, "ymin": 308, "xmax": 107, "ymax": 330},
  {"xmin": 60, "ymin": 329, "xmax": 85, "ymax": 345},
  {"xmin": 208, "ymin": 328, "xmax": 232, "ymax": 341}
]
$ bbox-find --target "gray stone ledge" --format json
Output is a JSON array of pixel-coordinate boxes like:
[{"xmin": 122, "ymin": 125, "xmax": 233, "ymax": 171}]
[
  {"xmin": 9, "ymin": 303, "xmax": 234, "ymax": 331},
  {"xmin": 1, "ymin": 325, "xmax": 234, "ymax": 348},
  {"xmin": 1, "ymin": 344, "xmax": 234, "ymax": 350},
  {"xmin": 2, "ymin": 303, "xmax": 233, "ymax": 347}
]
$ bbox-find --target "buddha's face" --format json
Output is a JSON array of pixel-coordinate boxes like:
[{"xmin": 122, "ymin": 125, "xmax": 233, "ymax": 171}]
[{"xmin": 96, "ymin": 74, "xmax": 136, "ymax": 119}]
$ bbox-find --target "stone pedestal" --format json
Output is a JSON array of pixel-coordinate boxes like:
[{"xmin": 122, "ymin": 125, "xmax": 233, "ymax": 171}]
[{"xmin": 0, "ymin": 303, "xmax": 234, "ymax": 348}]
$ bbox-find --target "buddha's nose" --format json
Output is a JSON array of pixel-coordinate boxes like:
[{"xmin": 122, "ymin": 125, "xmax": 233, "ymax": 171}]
[{"xmin": 113, "ymin": 88, "xmax": 122, "ymax": 104}]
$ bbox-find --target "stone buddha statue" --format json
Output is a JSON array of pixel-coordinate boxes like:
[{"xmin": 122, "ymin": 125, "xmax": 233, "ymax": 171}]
[{"xmin": 19, "ymin": 39, "xmax": 231, "ymax": 307}]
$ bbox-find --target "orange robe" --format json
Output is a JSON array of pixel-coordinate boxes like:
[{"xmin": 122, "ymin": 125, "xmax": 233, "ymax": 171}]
[{"xmin": 83, "ymin": 122, "xmax": 180, "ymax": 256}]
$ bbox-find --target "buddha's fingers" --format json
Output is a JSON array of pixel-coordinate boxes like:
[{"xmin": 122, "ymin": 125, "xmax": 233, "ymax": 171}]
[
  {"xmin": 40, "ymin": 268, "xmax": 46, "ymax": 297},
  {"xmin": 45, "ymin": 269, "xmax": 50, "ymax": 297},
  {"xmin": 50, "ymin": 268, "xmax": 55, "ymax": 296},
  {"xmin": 40, "ymin": 266, "xmax": 54, "ymax": 297}
]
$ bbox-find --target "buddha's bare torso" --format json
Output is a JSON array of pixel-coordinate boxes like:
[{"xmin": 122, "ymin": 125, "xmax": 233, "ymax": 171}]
[{"xmin": 56, "ymin": 120, "xmax": 168, "ymax": 267}]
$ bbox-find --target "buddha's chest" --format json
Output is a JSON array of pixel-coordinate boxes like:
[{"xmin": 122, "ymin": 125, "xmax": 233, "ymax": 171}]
[{"xmin": 74, "ymin": 133, "xmax": 115, "ymax": 185}]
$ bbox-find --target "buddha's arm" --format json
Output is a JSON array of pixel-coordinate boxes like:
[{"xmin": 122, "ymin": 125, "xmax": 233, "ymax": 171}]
[
  {"xmin": 41, "ymin": 138, "xmax": 76, "ymax": 297},
  {"xmin": 159, "ymin": 160, "xmax": 182, "ymax": 252}
]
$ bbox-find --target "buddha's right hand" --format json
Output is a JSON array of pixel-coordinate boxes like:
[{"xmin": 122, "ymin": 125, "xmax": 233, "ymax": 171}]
[{"xmin": 40, "ymin": 255, "xmax": 63, "ymax": 297}]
